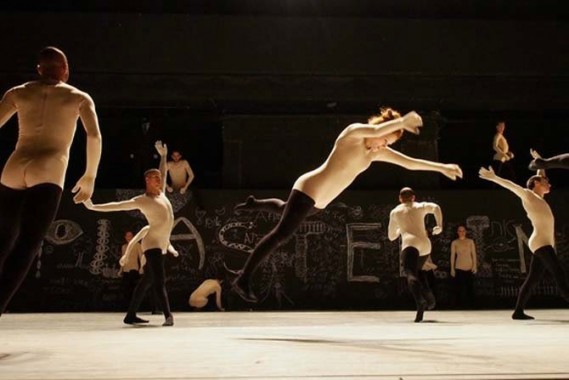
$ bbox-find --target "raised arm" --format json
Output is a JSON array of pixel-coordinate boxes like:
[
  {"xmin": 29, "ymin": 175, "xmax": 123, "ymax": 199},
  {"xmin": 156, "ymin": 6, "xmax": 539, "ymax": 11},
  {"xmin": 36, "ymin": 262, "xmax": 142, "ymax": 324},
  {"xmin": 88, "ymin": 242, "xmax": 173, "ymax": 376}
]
[
  {"xmin": 478, "ymin": 166, "xmax": 527, "ymax": 199},
  {"xmin": 530, "ymin": 149, "xmax": 546, "ymax": 177},
  {"xmin": 388, "ymin": 211, "xmax": 400, "ymax": 241},
  {"xmin": 83, "ymin": 198, "xmax": 139, "ymax": 212},
  {"xmin": 341, "ymin": 111, "xmax": 422, "ymax": 140},
  {"xmin": 375, "ymin": 147, "xmax": 463, "ymax": 180},
  {"xmin": 72, "ymin": 94, "xmax": 102, "ymax": 204},
  {"xmin": 154, "ymin": 141, "xmax": 168, "ymax": 192},
  {"xmin": 0, "ymin": 89, "xmax": 17, "ymax": 129}
]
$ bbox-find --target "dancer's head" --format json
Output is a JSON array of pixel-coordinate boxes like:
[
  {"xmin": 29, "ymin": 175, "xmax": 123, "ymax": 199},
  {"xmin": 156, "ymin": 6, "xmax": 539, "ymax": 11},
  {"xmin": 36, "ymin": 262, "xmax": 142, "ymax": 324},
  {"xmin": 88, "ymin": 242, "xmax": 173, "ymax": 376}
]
[
  {"xmin": 144, "ymin": 168, "xmax": 162, "ymax": 195},
  {"xmin": 457, "ymin": 225, "xmax": 467, "ymax": 239},
  {"xmin": 399, "ymin": 187, "xmax": 415, "ymax": 203},
  {"xmin": 171, "ymin": 150, "xmax": 182, "ymax": 162},
  {"xmin": 496, "ymin": 121, "xmax": 506, "ymax": 134},
  {"xmin": 367, "ymin": 107, "xmax": 403, "ymax": 147},
  {"xmin": 124, "ymin": 231, "xmax": 134, "ymax": 242},
  {"xmin": 37, "ymin": 46, "xmax": 69, "ymax": 83},
  {"xmin": 526, "ymin": 174, "xmax": 550, "ymax": 195}
]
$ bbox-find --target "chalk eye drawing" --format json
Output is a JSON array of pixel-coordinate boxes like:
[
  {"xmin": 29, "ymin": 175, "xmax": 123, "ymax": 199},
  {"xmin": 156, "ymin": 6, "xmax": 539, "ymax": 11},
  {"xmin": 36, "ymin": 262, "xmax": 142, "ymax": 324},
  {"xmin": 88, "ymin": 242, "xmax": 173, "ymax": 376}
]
[
  {"xmin": 171, "ymin": 217, "xmax": 206, "ymax": 269},
  {"xmin": 346, "ymin": 223, "xmax": 382, "ymax": 283},
  {"xmin": 45, "ymin": 220, "xmax": 84, "ymax": 245}
]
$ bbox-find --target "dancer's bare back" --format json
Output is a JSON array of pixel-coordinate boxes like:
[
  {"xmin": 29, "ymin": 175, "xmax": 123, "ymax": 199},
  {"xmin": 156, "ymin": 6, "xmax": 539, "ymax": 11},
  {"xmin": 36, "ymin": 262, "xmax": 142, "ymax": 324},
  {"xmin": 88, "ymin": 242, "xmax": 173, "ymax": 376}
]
[{"xmin": 0, "ymin": 81, "xmax": 99, "ymax": 189}]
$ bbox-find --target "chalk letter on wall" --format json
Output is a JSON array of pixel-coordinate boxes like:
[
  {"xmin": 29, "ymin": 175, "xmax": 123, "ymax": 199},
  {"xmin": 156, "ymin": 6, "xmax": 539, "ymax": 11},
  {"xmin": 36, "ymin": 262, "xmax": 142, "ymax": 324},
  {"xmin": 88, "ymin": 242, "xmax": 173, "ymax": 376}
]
[{"xmin": 346, "ymin": 223, "xmax": 382, "ymax": 283}]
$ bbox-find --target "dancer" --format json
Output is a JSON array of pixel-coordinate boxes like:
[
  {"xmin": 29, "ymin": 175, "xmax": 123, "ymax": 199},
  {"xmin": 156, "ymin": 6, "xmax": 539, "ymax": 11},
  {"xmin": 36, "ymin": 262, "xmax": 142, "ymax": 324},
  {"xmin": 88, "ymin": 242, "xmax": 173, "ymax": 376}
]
[
  {"xmin": 479, "ymin": 166, "xmax": 569, "ymax": 319},
  {"xmin": 189, "ymin": 279, "xmax": 225, "ymax": 311},
  {"xmin": 0, "ymin": 47, "xmax": 102, "ymax": 315},
  {"xmin": 450, "ymin": 225, "xmax": 477, "ymax": 308},
  {"xmin": 119, "ymin": 231, "xmax": 144, "ymax": 307},
  {"xmin": 84, "ymin": 141, "xmax": 175, "ymax": 326},
  {"xmin": 491, "ymin": 121, "xmax": 516, "ymax": 180},
  {"xmin": 388, "ymin": 187, "xmax": 442, "ymax": 322},
  {"xmin": 166, "ymin": 150, "xmax": 195, "ymax": 194},
  {"xmin": 232, "ymin": 108, "xmax": 462, "ymax": 302}
]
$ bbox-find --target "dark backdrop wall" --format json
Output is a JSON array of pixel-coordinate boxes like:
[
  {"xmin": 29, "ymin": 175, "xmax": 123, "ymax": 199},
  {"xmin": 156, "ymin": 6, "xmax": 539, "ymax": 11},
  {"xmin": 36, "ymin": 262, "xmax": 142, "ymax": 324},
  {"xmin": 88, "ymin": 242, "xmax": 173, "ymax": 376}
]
[{"xmin": 7, "ymin": 189, "xmax": 569, "ymax": 312}]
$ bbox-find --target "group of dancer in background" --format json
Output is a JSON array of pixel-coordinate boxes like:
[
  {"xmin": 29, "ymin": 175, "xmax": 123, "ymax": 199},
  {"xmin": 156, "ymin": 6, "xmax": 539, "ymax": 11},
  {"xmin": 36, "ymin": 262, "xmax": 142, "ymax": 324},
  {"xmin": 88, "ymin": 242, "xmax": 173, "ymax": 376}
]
[{"xmin": 0, "ymin": 47, "xmax": 568, "ymax": 324}]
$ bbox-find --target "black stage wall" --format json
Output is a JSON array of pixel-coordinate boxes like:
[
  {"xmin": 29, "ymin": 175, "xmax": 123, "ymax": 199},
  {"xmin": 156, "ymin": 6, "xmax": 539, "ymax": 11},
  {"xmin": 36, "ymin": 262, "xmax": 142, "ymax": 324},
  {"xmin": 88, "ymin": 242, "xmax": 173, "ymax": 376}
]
[{"xmin": 8, "ymin": 188, "xmax": 569, "ymax": 312}]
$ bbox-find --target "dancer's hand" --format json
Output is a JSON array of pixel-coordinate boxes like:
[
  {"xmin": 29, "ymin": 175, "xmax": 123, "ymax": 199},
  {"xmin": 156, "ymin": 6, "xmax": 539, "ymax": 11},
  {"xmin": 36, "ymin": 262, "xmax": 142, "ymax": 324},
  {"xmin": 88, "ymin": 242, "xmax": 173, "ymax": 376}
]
[
  {"xmin": 507, "ymin": 151, "xmax": 515, "ymax": 159},
  {"xmin": 180, "ymin": 187, "xmax": 187, "ymax": 195},
  {"xmin": 167, "ymin": 244, "xmax": 179, "ymax": 257},
  {"xmin": 83, "ymin": 199, "xmax": 94, "ymax": 210},
  {"xmin": 530, "ymin": 148, "xmax": 542, "ymax": 160},
  {"xmin": 442, "ymin": 164, "xmax": 463, "ymax": 181},
  {"xmin": 166, "ymin": 186, "xmax": 174, "ymax": 193},
  {"xmin": 432, "ymin": 226, "xmax": 443, "ymax": 235},
  {"xmin": 72, "ymin": 175, "xmax": 95, "ymax": 204},
  {"xmin": 451, "ymin": 269, "xmax": 456, "ymax": 277},
  {"xmin": 478, "ymin": 166, "xmax": 496, "ymax": 181},
  {"xmin": 401, "ymin": 111, "xmax": 423, "ymax": 134},
  {"xmin": 155, "ymin": 140, "xmax": 168, "ymax": 157}
]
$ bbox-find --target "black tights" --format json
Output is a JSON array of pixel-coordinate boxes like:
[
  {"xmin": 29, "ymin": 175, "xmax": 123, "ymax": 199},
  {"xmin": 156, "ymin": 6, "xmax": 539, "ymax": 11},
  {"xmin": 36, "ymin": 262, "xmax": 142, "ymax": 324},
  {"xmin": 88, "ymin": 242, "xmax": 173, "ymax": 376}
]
[
  {"xmin": 515, "ymin": 245, "xmax": 569, "ymax": 312},
  {"xmin": 127, "ymin": 249, "xmax": 171, "ymax": 319},
  {"xmin": 0, "ymin": 183, "xmax": 61, "ymax": 314},
  {"xmin": 491, "ymin": 160, "xmax": 516, "ymax": 182},
  {"xmin": 238, "ymin": 190, "xmax": 319, "ymax": 284},
  {"xmin": 401, "ymin": 248, "xmax": 435, "ymax": 310}
]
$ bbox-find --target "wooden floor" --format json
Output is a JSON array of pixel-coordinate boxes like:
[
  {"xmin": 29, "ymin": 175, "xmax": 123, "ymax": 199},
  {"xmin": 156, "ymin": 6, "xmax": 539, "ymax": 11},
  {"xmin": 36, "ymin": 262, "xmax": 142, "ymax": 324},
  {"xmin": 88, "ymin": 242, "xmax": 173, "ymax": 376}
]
[{"xmin": 0, "ymin": 310, "xmax": 568, "ymax": 380}]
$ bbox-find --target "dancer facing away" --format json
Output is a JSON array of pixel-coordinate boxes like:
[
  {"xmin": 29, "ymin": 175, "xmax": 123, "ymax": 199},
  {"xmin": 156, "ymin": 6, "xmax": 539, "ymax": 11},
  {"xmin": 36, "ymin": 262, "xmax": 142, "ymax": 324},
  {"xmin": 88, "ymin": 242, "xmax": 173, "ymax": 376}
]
[
  {"xmin": 166, "ymin": 150, "xmax": 195, "ymax": 194},
  {"xmin": 0, "ymin": 47, "xmax": 102, "ymax": 315},
  {"xmin": 232, "ymin": 108, "xmax": 463, "ymax": 302},
  {"xmin": 479, "ymin": 165, "xmax": 569, "ymax": 319},
  {"xmin": 388, "ymin": 187, "xmax": 442, "ymax": 322},
  {"xmin": 84, "ymin": 141, "xmax": 175, "ymax": 326}
]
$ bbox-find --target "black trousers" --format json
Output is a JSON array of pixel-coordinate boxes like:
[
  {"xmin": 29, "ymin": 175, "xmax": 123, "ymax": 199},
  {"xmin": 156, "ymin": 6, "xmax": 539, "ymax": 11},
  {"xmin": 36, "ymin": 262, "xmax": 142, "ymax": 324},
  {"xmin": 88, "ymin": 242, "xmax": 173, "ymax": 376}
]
[
  {"xmin": 0, "ymin": 183, "xmax": 62, "ymax": 314},
  {"xmin": 401, "ymin": 248, "xmax": 434, "ymax": 309},
  {"xmin": 127, "ymin": 249, "xmax": 171, "ymax": 318},
  {"xmin": 491, "ymin": 159, "xmax": 516, "ymax": 182},
  {"xmin": 239, "ymin": 190, "xmax": 319, "ymax": 282},
  {"xmin": 515, "ymin": 245, "xmax": 569, "ymax": 312},
  {"xmin": 454, "ymin": 269, "xmax": 475, "ymax": 307}
]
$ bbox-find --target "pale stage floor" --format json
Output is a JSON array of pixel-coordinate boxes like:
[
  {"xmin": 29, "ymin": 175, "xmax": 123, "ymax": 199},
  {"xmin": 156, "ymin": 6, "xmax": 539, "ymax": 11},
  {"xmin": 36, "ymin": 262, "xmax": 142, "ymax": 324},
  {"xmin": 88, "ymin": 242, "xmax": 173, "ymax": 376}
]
[{"xmin": 0, "ymin": 310, "xmax": 568, "ymax": 380}]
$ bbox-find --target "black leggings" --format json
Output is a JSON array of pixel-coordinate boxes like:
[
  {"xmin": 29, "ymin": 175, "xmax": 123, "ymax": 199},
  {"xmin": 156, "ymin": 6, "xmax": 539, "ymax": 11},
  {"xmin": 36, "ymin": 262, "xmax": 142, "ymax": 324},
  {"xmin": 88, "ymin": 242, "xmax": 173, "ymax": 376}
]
[
  {"xmin": 127, "ymin": 249, "xmax": 171, "ymax": 318},
  {"xmin": 401, "ymin": 247, "xmax": 434, "ymax": 309},
  {"xmin": 239, "ymin": 190, "xmax": 319, "ymax": 282},
  {"xmin": 455, "ymin": 269, "xmax": 475, "ymax": 306},
  {"xmin": 515, "ymin": 245, "xmax": 569, "ymax": 312},
  {"xmin": 491, "ymin": 160, "xmax": 516, "ymax": 182},
  {"xmin": 0, "ymin": 183, "xmax": 62, "ymax": 314}
]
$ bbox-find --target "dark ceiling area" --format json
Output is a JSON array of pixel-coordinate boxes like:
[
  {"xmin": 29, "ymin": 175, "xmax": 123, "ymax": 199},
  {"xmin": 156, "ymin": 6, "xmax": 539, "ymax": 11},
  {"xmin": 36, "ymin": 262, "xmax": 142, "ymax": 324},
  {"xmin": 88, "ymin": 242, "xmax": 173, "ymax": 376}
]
[{"xmin": 2, "ymin": 0, "xmax": 568, "ymax": 19}]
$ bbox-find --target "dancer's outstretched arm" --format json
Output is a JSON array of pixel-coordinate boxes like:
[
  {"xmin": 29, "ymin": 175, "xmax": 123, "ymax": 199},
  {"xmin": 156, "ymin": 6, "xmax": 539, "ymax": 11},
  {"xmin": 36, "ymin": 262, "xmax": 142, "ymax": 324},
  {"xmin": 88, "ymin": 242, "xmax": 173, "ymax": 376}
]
[
  {"xmin": 343, "ymin": 111, "xmax": 422, "ymax": 139},
  {"xmin": 478, "ymin": 166, "xmax": 527, "ymax": 199},
  {"xmin": 83, "ymin": 198, "xmax": 139, "ymax": 212},
  {"xmin": 375, "ymin": 147, "xmax": 463, "ymax": 180},
  {"xmin": 72, "ymin": 94, "xmax": 102, "ymax": 204}
]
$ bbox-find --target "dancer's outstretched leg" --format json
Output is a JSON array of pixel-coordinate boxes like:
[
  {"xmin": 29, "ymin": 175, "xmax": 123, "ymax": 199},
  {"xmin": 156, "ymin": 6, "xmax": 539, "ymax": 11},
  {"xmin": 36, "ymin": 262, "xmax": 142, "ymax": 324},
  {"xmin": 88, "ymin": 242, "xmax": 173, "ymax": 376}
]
[
  {"xmin": 513, "ymin": 254, "xmax": 545, "ymax": 320},
  {"xmin": 529, "ymin": 153, "xmax": 569, "ymax": 171},
  {"xmin": 233, "ymin": 190, "xmax": 315, "ymax": 302},
  {"xmin": 234, "ymin": 196, "xmax": 286, "ymax": 214}
]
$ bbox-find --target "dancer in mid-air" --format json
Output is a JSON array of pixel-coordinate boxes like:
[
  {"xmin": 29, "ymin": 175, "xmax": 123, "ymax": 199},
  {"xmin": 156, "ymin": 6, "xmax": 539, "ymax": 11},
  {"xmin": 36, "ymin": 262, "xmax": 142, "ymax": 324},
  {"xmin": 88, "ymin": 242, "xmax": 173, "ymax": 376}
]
[
  {"xmin": 85, "ymin": 141, "xmax": 175, "ymax": 326},
  {"xmin": 232, "ymin": 108, "xmax": 462, "ymax": 302},
  {"xmin": 529, "ymin": 152, "xmax": 569, "ymax": 171},
  {"xmin": 479, "ymin": 164, "xmax": 569, "ymax": 320},
  {"xmin": 388, "ymin": 187, "xmax": 442, "ymax": 322},
  {"xmin": 0, "ymin": 47, "xmax": 102, "ymax": 315}
]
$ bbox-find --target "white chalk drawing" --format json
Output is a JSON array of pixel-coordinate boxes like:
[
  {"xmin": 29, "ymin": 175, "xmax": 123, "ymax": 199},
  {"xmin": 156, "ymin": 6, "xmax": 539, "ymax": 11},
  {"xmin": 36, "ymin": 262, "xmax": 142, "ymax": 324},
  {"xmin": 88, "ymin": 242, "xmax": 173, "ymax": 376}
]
[
  {"xmin": 294, "ymin": 221, "xmax": 328, "ymax": 281},
  {"xmin": 346, "ymin": 223, "xmax": 382, "ymax": 283},
  {"xmin": 218, "ymin": 221, "xmax": 255, "ymax": 253},
  {"xmin": 90, "ymin": 219, "xmax": 111, "ymax": 275},
  {"xmin": 45, "ymin": 219, "xmax": 84, "ymax": 245},
  {"xmin": 171, "ymin": 217, "xmax": 206, "ymax": 269},
  {"xmin": 165, "ymin": 191, "xmax": 190, "ymax": 213}
]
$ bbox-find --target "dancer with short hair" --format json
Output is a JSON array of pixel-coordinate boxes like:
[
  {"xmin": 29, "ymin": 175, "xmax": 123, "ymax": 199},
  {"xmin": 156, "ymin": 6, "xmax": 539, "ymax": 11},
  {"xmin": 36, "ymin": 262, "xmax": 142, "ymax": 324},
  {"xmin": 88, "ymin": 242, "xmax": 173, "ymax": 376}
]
[
  {"xmin": 479, "ymin": 165, "xmax": 569, "ymax": 319},
  {"xmin": 232, "ymin": 108, "xmax": 462, "ymax": 302},
  {"xmin": 85, "ymin": 141, "xmax": 175, "ymax": 326},
  {"xmin": 0, "ymin": 47, "xmax": 102, "ymax": 315},
  {"xmin": 388, "ymin": 187, "xmax": 442, "ymax": 322}
]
